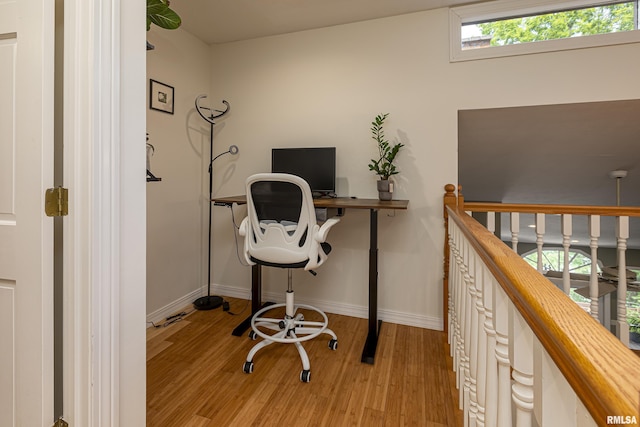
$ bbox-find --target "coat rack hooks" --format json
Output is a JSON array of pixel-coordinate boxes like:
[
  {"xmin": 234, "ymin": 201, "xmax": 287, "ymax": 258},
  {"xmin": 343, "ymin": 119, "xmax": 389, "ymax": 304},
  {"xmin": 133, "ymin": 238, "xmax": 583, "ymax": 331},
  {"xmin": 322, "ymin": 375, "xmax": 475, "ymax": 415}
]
[{"xmin": 195, "ymin": 95, "xmax": 230, "ymax": 124}]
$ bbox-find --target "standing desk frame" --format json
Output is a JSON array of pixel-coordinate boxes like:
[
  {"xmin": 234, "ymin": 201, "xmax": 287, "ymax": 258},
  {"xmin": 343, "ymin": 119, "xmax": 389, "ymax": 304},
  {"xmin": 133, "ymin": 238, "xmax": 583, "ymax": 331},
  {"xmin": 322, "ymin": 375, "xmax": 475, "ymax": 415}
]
[{"xmin": 212, "ymin": 195, "xmax": 409, "ymax": 364}]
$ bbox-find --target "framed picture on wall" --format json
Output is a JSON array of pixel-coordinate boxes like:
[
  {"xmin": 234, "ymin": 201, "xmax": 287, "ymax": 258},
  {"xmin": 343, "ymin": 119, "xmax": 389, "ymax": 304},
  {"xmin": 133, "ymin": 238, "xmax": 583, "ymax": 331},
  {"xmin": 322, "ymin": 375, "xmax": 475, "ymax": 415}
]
[{"xmin": 149, "ymin": 79, "xmax": 174, "ymax": 114}]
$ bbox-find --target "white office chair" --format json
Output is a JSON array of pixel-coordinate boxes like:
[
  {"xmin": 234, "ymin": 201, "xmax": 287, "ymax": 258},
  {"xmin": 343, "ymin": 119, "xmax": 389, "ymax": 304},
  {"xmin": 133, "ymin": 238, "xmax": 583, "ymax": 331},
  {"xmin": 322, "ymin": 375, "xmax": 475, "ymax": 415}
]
[{"xmin": 238, "ymin": 173, "xmax": 340, "ymax": 382}]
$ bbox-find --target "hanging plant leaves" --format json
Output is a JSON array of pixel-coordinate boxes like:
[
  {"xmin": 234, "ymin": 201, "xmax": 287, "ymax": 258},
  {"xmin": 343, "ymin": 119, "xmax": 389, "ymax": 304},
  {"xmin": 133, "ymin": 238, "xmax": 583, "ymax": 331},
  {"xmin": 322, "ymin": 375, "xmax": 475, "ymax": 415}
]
[{"xmin": 147, "ymin": 0, "xmax": 182, "ymax": 31}]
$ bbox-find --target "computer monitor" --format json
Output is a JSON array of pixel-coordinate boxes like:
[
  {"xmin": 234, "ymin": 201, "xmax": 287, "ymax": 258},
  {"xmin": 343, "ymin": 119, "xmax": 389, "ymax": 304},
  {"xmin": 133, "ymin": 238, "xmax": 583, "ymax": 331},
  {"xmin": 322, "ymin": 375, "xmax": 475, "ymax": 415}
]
[{"xmin": 271, "ymin": 147, "xmax": 336, "ymax": 197}]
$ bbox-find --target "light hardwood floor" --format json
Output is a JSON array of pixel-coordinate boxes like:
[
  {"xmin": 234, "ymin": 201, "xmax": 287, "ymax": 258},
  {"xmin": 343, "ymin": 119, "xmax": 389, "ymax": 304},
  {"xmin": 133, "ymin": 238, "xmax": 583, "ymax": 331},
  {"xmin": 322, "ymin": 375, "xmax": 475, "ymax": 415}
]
[{"xmin": 147, "ymin": 297, "xmax": 463, "ymax": 426}]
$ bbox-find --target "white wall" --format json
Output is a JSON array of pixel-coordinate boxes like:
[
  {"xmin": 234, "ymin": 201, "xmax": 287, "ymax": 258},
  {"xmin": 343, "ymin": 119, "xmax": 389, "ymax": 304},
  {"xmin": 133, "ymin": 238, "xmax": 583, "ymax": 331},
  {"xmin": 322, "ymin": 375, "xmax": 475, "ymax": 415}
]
[
  {"xmin": 146, "ymin": 27, "xmax": 212, "ymax": 316},
  {"xmin": 206, "ymin": 8, "xmax": 640, "ymax": 330},
  {"xmin": 211, "ymin": 9, "xmax": 640, "ymax": 327},
  {"xmin": 208, "ymin": 10, "xmax": 459, "ymax": 329}
]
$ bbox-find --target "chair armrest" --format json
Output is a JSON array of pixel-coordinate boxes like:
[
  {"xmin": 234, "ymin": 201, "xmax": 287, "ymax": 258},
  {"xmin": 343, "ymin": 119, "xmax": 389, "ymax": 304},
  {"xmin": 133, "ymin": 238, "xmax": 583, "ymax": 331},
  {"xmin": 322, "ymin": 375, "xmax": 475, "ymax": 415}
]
[
  {"xmin": 315, "ymin": 217, "xmax": 340, "ymax": 243},
  {"xmin": 239, "ymin": 217, "xmax": 249, "ymax": 237}
]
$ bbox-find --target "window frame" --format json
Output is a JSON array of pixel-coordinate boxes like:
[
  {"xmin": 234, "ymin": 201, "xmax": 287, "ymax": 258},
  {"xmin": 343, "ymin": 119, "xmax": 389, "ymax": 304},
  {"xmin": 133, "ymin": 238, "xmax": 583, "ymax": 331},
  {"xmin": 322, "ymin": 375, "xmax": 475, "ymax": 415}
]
[{"xmin": 450, "ymin": 0, "xmax": 640, "ymax": 62}]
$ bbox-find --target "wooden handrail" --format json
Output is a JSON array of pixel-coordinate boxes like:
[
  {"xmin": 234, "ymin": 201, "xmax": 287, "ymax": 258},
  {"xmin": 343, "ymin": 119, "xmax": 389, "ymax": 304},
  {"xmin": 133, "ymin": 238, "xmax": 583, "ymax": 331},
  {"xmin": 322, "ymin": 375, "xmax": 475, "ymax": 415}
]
[
  {"xmin": 447, "ymin": 204, "xmax": 640, "ymax": 425},
  {"xmin": 464, "ymin": 201, "xmax": 640, "ymax": 217}
]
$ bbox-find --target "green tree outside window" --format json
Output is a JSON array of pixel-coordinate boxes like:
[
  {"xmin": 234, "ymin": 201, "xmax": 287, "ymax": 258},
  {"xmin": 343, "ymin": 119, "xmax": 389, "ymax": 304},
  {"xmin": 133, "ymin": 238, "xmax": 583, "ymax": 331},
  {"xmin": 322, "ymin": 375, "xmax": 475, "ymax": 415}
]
[{"xmin": 477, "ymin": 3, "xmax": 635, "ymax": 46}]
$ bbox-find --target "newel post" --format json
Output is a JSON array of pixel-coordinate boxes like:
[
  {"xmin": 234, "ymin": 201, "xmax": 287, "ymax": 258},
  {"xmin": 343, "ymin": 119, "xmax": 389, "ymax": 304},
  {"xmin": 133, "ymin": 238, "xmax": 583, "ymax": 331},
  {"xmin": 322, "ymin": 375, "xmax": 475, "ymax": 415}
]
[{"xmin": 443, "ymin": 184, "xmax": 459, "ymax": 335}]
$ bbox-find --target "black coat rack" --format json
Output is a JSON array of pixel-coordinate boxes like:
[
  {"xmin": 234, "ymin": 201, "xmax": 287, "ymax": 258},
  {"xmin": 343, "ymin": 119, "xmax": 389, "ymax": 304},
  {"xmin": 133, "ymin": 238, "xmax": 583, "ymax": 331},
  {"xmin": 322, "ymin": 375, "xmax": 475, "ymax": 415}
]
[
  {"xmin": 193, "ymin": 95, "xmax": 233, "ymax": 310},
  {"xmin": 146, "ymin": 134, "xmax": 162, "ymax": 182}
]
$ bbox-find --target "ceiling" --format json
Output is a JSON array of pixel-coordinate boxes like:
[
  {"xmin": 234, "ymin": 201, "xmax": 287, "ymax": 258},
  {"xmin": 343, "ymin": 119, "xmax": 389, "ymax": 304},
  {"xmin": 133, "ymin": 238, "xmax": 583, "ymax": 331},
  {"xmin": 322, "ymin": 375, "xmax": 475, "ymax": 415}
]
[
  {"xmin": 170, "ymin": 0, "xmax": 488, "ymax": 44},
  {"xmin": 459, "ymin": 100, "xmax": 640, "ymax": 207},
  {"xmin": 458, "ymin": 99, "xmax": 640, "ymax": 248}
]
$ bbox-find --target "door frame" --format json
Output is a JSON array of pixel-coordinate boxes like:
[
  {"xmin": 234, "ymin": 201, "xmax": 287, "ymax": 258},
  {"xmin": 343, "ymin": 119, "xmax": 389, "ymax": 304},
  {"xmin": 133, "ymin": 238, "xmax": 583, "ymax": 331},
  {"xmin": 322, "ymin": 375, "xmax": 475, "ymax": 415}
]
[{"xmin": 62, "ymin": 1, "xmax": 146, "ymax": 425}]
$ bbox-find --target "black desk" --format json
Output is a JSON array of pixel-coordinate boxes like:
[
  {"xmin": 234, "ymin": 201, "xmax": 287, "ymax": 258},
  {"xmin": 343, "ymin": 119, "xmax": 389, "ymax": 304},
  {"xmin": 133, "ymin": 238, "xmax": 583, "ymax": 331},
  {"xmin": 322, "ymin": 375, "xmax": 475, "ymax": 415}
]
[{"xmin": 212, "ymin": 195, "xmax": 409, "ymax": 364}]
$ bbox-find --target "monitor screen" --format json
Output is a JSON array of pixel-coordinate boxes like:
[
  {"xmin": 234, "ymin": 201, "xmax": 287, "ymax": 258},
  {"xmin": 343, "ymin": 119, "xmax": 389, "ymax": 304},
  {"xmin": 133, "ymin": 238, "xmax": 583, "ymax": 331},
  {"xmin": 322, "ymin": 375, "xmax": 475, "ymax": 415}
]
[{"xmin": 271, "ymin": 147, "xmax": 336, "ymax": 196}]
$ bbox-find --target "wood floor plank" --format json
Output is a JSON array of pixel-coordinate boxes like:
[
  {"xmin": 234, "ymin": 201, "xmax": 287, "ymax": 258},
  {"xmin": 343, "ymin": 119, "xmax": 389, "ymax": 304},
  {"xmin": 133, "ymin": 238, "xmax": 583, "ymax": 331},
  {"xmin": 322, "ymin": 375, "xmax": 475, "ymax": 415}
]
[
  {"xmin": 363, "ymin": 321, "xmax": 395, "ymax": 413},
  {"xmin": 147, "ymin": 297, "xmax": 463, "ymax": 427},
  {"xmin": 182, "ymin": 415, "xmax": 211, "ymax": 427}
]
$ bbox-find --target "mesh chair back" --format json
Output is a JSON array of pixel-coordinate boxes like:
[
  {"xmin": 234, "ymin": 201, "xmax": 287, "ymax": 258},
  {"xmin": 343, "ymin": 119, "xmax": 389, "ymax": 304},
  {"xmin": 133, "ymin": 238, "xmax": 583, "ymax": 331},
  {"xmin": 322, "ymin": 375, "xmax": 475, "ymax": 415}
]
[{"xmin": 244, "ymin": 173, "xmax": 318, "ymax": 267}]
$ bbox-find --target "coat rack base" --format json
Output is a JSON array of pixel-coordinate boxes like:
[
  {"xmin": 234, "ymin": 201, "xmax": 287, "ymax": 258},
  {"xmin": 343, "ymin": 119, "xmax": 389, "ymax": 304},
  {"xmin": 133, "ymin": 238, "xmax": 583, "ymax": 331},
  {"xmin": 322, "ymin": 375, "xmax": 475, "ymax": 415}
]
[{"xmin": 193, "ymin": 295, "xmax": 223, "ymax": 310}]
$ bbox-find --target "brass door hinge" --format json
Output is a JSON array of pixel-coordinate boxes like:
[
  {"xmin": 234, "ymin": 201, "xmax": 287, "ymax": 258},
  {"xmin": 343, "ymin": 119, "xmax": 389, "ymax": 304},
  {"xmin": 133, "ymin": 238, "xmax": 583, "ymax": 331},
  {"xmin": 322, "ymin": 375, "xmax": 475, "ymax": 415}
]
[
  {"xmin": 45, "ymin": 187, "xmax": 69, "ymax": 217},
  {"xmin": 53, "ymin": 417, "xmax": 69, "ymax": 427}
]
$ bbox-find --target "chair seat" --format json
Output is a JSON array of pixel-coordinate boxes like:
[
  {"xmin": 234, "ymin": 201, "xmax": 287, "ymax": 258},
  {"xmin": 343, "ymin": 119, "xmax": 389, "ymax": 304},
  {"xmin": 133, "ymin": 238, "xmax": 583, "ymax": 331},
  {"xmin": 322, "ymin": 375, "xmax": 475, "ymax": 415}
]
[{"xmin": 250, "ymin": 242, "xmax": 332, "ymax": 269}]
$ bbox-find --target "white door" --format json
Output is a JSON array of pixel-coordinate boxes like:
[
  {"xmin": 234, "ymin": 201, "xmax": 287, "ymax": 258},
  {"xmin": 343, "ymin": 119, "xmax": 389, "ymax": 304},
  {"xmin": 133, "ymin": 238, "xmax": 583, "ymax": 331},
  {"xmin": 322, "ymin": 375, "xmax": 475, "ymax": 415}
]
[{"xmin": 0, "ymin": 0, "xmax": 55, "ymax": 426}]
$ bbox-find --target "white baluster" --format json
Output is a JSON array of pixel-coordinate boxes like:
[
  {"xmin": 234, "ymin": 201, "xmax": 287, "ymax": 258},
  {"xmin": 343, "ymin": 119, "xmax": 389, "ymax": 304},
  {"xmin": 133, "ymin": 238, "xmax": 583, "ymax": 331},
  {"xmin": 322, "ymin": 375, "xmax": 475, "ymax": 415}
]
[
  {"xmin": 452, "ymin": 225, "xmax": 462, "ymax": 375},
  {"xmin": 483, "ymin": 271, "xmax": 498, "ymax": 427},
  {"xmin": 457, "ymin": 235, "xmax": 469, "ymax": 407},
  {"xmin": 576, "ymin": 396, "xmax": 598, "ymax": 426},
  {"xmin": 468, "ymin": 251, "xmax": 479, "ymax": 427},
  {"xmin": 454, "ymin": 224, "xmax": 463, "ymax": 363},
  {"xmin": 454, "ymin": 228, "xmax": 464, "ymax": 396},
  {"xmin": 535, "ymin": 213, "xmax": 545, "ymax": 273},
  {"xmin": 535, "ymin": 343, "xmax": 576, "ymax": 427},
  {"xmin": 562, "ymin": 214, "xmax": 572, "ymax": 295},
  {"xmin": 475, "ymin": 264, "xmax": 488, "ymax": 427},
  {"xmin": 494, "ymin": 285, "xmax": 512, "ymax": 427},
  {"xmin": 487, "ymin": 212, "xmax": 496, "ymax": 234},
  {"xmin": 511, "ymin": 212, "xmax": 519, "ymax": 252},
  {"xmin": 588, "ymin": 215, "xmax": 600, "ymax": 321},
  {"xmin": 512, "ymin": 309, "xmax": 534, "ymax": 427},
  {"xmin": 462, "ymin": 243, "xmax": 472, "ymax": 423},
  {"xmin": 453, "ymin": 224, "xmax": 464, "ymax": 363},
  {"xmin": 617, "ymin": 216, "xmax": 629, "ymax": 345},
  {"xmin": 448, "ymin": 222, "xmax": 456, "ymax": 350}
]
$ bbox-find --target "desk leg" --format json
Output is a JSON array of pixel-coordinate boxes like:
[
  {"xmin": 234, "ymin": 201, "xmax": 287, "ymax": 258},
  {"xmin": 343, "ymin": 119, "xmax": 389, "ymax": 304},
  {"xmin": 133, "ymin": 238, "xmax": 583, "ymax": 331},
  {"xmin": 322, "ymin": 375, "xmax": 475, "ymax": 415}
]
[
  {"xmin": 362, "ymin": 208, "xmax": 381, "ymax": 364},
  {"xmin": 232, "ymin": 264, "xmax": 273, "ymax": 336}
]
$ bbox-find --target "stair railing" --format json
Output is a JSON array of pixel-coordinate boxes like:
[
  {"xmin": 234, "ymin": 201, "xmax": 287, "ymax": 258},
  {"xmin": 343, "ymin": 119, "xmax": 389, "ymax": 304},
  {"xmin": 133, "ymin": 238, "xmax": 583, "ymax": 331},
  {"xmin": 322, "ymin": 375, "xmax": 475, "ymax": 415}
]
[{"xmin": 443, "ymin": 184, "xmax": 640, "ymax": 427}]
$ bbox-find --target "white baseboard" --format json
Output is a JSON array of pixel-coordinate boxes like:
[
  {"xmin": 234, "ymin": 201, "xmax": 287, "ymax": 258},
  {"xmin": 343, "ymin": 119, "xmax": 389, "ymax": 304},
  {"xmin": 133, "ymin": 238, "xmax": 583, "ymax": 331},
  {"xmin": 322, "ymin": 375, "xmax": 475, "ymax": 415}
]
[
  {"xmin": 146, "ymin": 284, "xmax": 443, "ymax": 331},
  {"xmin": 210, "ymin": 283, "xmax": 443, "ymax": 331},
  {"xmin": 146, "ymin": 287, "xmax": 202, "ymax": 327},
  {"xmin": 212, "ymin": 283, "xmax": 251, "ymax": 300}
]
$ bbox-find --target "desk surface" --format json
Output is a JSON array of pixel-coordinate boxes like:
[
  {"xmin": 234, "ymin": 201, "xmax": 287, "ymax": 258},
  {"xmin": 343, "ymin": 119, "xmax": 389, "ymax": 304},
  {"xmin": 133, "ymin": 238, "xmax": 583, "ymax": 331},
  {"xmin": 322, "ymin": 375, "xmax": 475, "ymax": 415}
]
[{"xmin": 213, "ymin": 195, "xmax": 409, "ymax": 210}]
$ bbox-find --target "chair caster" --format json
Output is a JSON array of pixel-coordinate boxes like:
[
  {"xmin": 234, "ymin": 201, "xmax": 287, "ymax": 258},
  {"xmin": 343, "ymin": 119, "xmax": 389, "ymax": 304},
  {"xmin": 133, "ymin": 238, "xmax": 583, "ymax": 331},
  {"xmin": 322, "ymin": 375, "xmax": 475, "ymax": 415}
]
[
  {"xmin": 300, "ymin": 369, "xmax": 311, "ymax": 383},
  {"xmin": 248, "ymin": 330, "xmax": 258, "ymax": 340},
  {"xmin": 243, "ymin": 361, "xmax": 254, "ymax": 374},
  {"xmin": 328, "ymin": 339, "xmax": 338, "ymax": 351}
]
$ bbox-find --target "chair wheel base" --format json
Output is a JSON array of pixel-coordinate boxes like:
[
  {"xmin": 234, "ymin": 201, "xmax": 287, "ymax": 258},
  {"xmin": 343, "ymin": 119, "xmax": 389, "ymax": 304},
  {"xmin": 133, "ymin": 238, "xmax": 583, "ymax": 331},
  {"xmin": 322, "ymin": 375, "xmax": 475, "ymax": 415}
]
[
  {"xmin": 243, "ymin": 361, "xmax": 254, "ymax": 374},
  {"xmin": 300, "ymin": 369, "xmax": 311, "ymax": 383},
  {"xmin": 328, "ymin": 339, "xmax": 338, "ymax": 351}
]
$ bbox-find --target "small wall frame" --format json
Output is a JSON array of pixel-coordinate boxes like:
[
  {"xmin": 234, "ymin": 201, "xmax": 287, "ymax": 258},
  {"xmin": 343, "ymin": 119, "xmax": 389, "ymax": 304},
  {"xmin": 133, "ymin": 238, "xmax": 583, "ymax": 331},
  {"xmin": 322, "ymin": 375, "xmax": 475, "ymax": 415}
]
[{"xmin": 149, "ymin": 79, "xmax": 174, "ymax": 114}]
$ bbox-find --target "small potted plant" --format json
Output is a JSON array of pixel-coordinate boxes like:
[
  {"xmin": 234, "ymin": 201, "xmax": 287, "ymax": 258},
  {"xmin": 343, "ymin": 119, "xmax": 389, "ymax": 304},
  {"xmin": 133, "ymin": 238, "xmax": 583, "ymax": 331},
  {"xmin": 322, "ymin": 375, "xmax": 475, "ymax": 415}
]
[
  {"xmin": 368, "ymin": 113, "xmax": 404, "ymax": 200},
  {"xmin": 629, "ymin": 310, "xmax": 640, "ymax": 344}
]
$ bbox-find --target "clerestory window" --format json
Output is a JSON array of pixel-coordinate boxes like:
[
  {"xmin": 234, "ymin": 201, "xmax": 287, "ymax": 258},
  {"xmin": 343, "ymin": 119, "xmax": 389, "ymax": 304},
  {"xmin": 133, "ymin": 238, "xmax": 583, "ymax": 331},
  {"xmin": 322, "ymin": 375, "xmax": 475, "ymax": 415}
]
[{"xmin": 450, "ymin": 0, "xmax": 640, "ymax": 61}]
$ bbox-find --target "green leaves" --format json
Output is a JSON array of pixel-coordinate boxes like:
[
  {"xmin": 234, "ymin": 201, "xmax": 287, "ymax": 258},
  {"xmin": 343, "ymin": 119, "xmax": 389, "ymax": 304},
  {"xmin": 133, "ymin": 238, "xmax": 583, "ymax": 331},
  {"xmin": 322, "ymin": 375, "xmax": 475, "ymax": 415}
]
[
  {"xmin": 478, "ymin": 3, "xmax": 634, "ymax": 46},
  {"xmin": 147, "ymin": 0, "xmax": 182, "ymax": 31},
  {"xmin": 367, "ymin": 113, "xmax": 404, "ymax": 180},
  {"xmin": 629, "ymin": 310, "xmax": 640, "ymax": 333}
]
